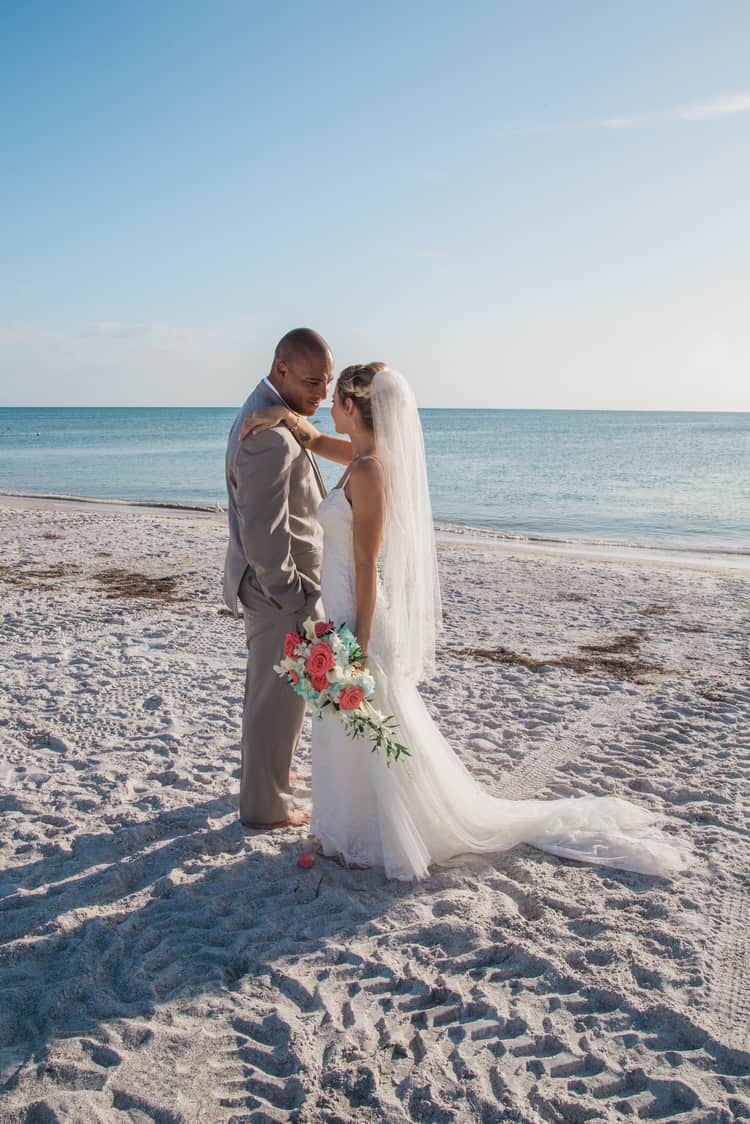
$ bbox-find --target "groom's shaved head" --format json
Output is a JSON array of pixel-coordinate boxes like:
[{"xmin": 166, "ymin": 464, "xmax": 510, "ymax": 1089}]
[
  {"xmin": 270, "ymin": 327, "xmax": 333, "ymax": 416},
  {"xmin": 274, "ymin": 327, "xmax": 331, "ymax": 365}
]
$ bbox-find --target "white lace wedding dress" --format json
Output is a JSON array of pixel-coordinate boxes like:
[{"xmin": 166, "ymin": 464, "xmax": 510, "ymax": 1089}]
[{"xmin": 310, "ymin": 486, "xmax": 688, "ymax": 882}]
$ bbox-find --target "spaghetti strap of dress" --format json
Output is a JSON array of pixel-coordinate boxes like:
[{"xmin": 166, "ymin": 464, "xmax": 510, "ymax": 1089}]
[{"xmin": 338, "ymin": 454, "xmax": 383, "ymax": 494}]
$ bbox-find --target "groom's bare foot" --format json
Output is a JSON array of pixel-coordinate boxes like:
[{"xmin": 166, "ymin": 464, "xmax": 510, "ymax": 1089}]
[{"xmin": 242, "ymin": 809, "xmax": 310, "ymax": 831}]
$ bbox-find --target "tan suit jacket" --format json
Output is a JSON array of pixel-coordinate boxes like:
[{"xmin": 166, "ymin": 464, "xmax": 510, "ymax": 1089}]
[{"xmin": 223, "ymin": 380, "xmax": 325, "ymax": 618}]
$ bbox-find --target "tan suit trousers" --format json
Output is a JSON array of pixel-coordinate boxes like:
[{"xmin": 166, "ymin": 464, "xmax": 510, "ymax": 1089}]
[{"xmin": 239, "ymin": 570, "xmax": 319, "ymax": 825}]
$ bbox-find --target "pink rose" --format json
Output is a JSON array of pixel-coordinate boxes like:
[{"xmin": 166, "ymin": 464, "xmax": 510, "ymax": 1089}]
[
  {"xmin": 339, "ymin": 685, "xmax": 365, "ymax": 711},
  {"xmin": 284, "ymin": 631, "xmax": 302, "ymax": 658},
  {"xmin": 306, "ymin": 641, "xmax": 335, "ymax": 680},
  {"xmin": 314, "ymin": 620, "xmax": 335, "ymax": 638},
  {"xmin": 289, "ymin": 669, "xmax": 299, "ymax": 686},
  {"xmin": 310, "ymin": 673, "xmax": 329, "ymax": 693}
]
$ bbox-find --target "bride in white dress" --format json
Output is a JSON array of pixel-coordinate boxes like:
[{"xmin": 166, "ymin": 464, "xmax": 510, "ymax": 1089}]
[{"xmin": 243, "ymin": 364, "xmax": 688, "ymax": 881}]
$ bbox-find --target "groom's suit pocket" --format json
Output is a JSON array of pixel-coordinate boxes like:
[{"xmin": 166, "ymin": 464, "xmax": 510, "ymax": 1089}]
[{"xmin": 238, "ymin": 566, "xmax": 280, "ymax": 612}]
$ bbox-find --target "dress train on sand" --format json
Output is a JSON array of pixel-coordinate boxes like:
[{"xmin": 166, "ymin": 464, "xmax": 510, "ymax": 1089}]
[{"xmin": 310, "ymin": 488, "xmax": 688, "ymax": 881}]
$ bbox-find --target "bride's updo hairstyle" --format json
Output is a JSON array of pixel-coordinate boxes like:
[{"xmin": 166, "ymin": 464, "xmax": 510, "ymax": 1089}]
[{"xmin": 335, "ymin": 362, "xmax": 388, "ymax": 431}]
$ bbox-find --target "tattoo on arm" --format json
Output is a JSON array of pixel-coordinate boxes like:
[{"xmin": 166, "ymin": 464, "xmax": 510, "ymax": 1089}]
[{"xmin": 284, "ymin": 412, "xmax": 313, "ymax": 446}]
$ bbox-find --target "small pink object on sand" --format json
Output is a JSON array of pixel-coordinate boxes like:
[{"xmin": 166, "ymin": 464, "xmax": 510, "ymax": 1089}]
[{"xmin": 297, "ymin": 851, "xmax": 315, "ymax": 870}]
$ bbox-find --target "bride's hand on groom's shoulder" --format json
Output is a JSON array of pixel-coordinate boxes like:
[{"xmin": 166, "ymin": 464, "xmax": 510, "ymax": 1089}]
[{"xmin": 240, "ymin": 406, "xmax": 288, "ymax": 440}]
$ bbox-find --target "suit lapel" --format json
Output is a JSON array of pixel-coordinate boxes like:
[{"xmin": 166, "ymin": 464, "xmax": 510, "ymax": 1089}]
[{"xmin": 305, "ymin": 449, "xmax": 327, "ymax": 498}]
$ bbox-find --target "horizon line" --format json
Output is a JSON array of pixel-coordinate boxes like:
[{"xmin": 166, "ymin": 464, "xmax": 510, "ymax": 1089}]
[{"xmin": 1, "ymin": 404, "xmax": 749, "ymax": 414}]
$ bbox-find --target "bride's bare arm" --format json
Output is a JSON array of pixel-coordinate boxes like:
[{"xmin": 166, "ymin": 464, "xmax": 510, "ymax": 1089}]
[
  {"xmin": 240, "ymin": 408, "xmax": 352, "ymax": 466},
  {"xmin": 348, "ymin": 459, "xmax": 385, "ymax": 657}
]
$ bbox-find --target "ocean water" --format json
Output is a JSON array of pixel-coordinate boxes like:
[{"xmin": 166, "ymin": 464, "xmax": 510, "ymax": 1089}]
[{"xmin": 0, "ymin": 407, "xmax": 748, "ymax": 552}]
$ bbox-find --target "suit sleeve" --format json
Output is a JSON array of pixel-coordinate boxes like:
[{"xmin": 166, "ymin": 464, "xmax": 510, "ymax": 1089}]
[{"xmin": 235, "ymin": 429, "xmax": 307, "ymax": 615}]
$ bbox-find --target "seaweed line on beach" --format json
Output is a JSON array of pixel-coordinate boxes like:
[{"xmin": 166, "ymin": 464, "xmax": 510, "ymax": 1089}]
[
  {"xmin": 453, "ymin": 633, "xmax": 671, "ymax": 683},
  {"xmin": 0, "ymin": 561, "xmax": 187, "ymax": 605},
  {"xmin": 93, "ymin": 568, "xmax": 186, "ymax": 603},
  {"xmin": 0, "ymin": 562, "xmax": 80, "ymax": 583}
]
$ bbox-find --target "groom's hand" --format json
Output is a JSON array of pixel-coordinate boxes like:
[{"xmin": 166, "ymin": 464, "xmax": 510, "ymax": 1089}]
[{"xmin": 302, "ymin": 592, "xmax": 324, "ymax": 624}]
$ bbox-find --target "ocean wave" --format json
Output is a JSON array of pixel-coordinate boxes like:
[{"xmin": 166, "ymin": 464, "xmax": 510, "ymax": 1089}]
[
  {"xmin": 0, "ymin": 490, "xmax": 225, "ymax": 515},
  {"xmin": 433, "ymin": 520, "xmax": 750, "ymax": 559}
]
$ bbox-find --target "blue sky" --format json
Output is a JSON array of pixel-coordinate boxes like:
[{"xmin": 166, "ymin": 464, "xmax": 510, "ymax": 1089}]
[{"xmin": 1, "ymin": 0, "xmax": 748, "ymax": 408}]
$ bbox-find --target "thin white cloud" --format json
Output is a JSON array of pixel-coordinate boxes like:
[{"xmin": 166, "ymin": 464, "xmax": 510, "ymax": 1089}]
[
  {"xmin": 504, "ymin": 90, "xmax": 750, "ymax": 135},
  {"xmin": 675, "ymin": 90, "xmax": 750, "ymax": 121},
  {"xmin": 601, "ymin": 90, "xmax": 750, "ymax": 129}
]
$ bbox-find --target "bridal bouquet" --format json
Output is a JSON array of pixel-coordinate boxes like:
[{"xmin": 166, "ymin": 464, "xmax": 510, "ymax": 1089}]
[{"xmin": 274, "ymin": 618, "xmax": 409, "ymax": 766}]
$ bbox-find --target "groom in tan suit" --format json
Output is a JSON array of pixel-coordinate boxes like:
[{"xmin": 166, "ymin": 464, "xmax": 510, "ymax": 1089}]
[{"xmin": 224, "ymin": 328, "xmax": 333, "ymax": 827}]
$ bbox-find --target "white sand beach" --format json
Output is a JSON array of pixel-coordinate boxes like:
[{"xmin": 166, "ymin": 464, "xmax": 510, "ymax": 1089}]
[{"xmin": 1, "ymin": 495, "xmax": 749, "ymax": 1123}]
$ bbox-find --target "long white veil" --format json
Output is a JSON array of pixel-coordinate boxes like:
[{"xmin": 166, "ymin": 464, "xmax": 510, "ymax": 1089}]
[{"xmin": 371, "ymin": 368, "xmax": 442, "ymax": 683}]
